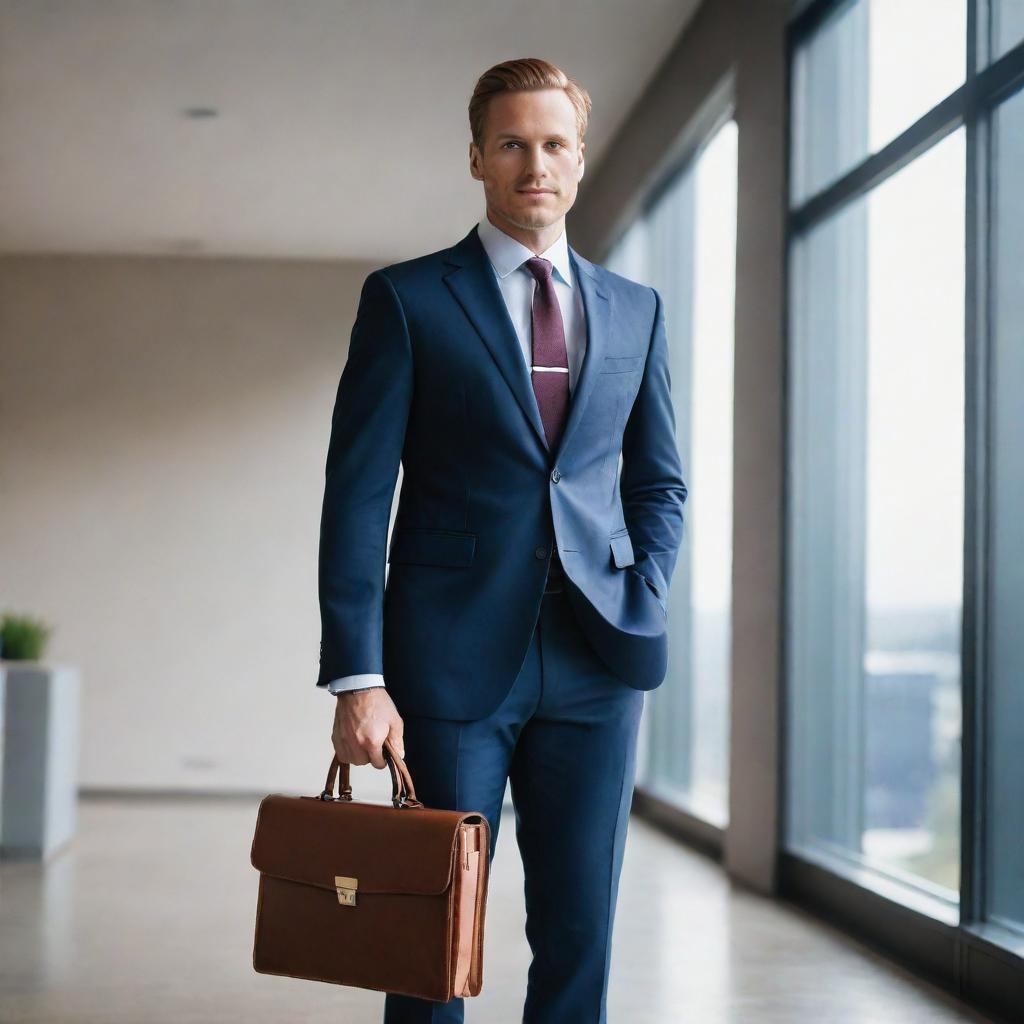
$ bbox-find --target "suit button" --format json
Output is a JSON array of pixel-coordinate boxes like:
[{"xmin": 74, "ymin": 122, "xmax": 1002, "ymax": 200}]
[
  {"xmin": 551, "ymin": 467, "xmax": 561, "ymax": 483},
  {"xmin": 534, "ymin": 546, "xmax": 547, "ymax": 559}
]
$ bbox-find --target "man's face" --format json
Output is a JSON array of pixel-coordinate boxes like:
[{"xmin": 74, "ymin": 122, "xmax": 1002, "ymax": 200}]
[{"xmin": 469, "ymin": 88, "xmax": 585, "ymax": 233}]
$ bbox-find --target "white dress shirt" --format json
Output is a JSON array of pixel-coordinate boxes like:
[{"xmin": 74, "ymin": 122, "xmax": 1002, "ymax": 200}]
[{"xmin": 326, "ymin": 214, "xmax": 587, "ymax": 695}]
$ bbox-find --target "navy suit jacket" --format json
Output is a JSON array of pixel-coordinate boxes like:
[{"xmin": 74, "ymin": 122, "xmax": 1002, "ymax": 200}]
[{"xmin": 316, "ymin": 222, "xmax": 687, "ymax": 721}]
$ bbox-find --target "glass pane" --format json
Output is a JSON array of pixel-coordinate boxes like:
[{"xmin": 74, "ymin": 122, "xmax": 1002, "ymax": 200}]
[
  {"xmin": 791, "ymin": 0, "xmax": 966, "ymax": 204},
  {"xmin": 687, "ymin": 121, "xmax": 736, "ymax": 822},
  {"xmin": 786, "ymin": 128, "xmax": 965, "ymax": 899},
  {"xmin": 622, "ymin": 121, "xmax": 737, "ymax": 827},
  {"xmin": 604, "ymin": 218, "xmax": 647, "ymax": 284},
  {"xmin": 986, "ymin": 86, "xmax": 1024, "ymax": 939},
  {"xmin": 992, "ymin": 0, "xmax": 1024, "ymax": 60}
]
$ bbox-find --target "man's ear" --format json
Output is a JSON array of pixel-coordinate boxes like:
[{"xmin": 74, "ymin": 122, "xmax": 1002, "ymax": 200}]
[
  {"xmin": 577, "ymin": 157, "xmax": 585, "ymax": 181},
  {"xmin": 469, "ymin": 142, "xmax": 483, "ymax": 181}
]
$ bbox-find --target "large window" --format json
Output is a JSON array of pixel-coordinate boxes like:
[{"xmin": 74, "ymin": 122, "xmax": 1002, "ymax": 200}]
[
  {"xmin": 788, "ymin": 126, "xmax": 965, "ymax": 896},
  {"xmin": 786, "ymin": 0, "xmax": 1024, "ymax": 954},
  {"xmin": 607, "ymin": 118, "xmax": 737, "ymax": 827}
]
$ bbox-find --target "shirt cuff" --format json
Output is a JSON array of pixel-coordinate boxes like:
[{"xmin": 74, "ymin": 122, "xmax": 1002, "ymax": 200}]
[{"xmin": 324, "ymin": 673, "xmax": 386, "ymax": 695}]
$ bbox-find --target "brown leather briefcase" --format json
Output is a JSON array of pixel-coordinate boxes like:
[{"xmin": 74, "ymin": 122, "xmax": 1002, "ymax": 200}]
[{"xmin": 250, "ymin": 736, "xmax": 490, "ymax": 1002}]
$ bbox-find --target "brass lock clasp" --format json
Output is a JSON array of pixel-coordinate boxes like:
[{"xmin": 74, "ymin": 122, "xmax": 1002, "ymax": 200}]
[{"xmin": 335, "ymin": 875, "xmax": 358, "ymax": 906}]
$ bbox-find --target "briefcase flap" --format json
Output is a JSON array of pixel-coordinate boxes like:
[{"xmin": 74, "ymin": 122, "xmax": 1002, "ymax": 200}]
[{"xmin": 250, "ymin": 793, "xmax": 477, "ymax": 897}]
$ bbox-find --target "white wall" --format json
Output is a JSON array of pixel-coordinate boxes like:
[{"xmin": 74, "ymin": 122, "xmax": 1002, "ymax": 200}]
[{"xmin": 0, "ymin": 253, "xmax": 404, "ymax": 798}]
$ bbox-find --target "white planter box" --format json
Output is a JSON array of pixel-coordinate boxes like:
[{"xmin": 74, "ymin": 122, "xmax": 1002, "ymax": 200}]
[{"xmin": 0, "ymin": 663, "xmax": 80, "ymax": 860}]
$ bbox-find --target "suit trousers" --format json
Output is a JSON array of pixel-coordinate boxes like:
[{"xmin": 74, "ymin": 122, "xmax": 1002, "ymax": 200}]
[{"xmin": 382, "ymin": 585, "xmax": 645, "ymax": 1024}]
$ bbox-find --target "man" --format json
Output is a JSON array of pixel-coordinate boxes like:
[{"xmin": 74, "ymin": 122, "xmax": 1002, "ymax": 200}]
[{"xmin": 316, "ymin": 57, "xmax": 687, "ymax": 1024}]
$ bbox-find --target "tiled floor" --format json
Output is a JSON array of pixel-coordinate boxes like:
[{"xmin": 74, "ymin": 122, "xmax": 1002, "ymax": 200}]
[{"xmin": 0, "ymin": 797, "xmax": 996, "ymax": 1023}]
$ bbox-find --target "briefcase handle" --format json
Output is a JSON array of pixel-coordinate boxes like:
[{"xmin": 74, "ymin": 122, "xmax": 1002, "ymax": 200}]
[{"xmin": 320, "ymin": 736, "xmax": 424, "ymax": 810}]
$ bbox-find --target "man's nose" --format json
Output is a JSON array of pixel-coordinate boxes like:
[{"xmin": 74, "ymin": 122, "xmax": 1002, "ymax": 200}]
[{"xmin": 526, "ymin": 145, "xmax": 548, "ymax": 175}]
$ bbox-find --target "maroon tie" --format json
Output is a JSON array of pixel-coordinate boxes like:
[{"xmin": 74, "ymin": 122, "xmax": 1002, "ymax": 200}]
[{"xmin": 524, "ymin": 256, "xmax": 570, "ymax": 455}]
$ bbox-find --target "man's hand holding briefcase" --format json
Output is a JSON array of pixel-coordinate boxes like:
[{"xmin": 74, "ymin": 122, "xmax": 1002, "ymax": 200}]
[{"xmin": 249, "ymin": 691, "xmax": 491, "ymax": 1003}]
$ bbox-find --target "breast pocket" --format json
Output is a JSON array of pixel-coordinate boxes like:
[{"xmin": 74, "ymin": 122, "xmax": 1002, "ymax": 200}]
[
  {"xmin": 387, "ymin": 527, "xmax": 477, "ymax": 567},
  {"xmin": 601, "ymin": 354, "xmax": 644, "ymax": 374}
]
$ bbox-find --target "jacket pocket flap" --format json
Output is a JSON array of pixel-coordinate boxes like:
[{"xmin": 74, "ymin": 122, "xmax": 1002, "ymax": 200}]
[
  {"xmin": 609, "ymin": 532, "xmax": 635, "ymax": 569},
  {"xmin": 388, "ymin": 528, "xmax": 476, "ymax": 567}
]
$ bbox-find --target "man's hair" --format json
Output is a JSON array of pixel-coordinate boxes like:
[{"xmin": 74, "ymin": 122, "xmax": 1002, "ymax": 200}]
[{"xmin": 468, "ymin": 58, "xmax": 592, "ymax": 151}]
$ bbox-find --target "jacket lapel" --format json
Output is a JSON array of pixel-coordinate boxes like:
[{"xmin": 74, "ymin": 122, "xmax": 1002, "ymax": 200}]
[
  {"xmin": 558, "ymin": 244, "xmax": 610, "ymax": 466},
  {"xmin": 442, "ymin": 223, "xmax": 611, "ymax": 464},
  {"xmin": 443, "ymin": 225, "xmax": 547, "ymax": 451}
]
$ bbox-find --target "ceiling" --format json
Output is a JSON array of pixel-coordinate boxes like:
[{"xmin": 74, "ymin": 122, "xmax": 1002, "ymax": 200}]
[{"xmin": 0, "ymin": 0, "xmax": 701, "ymax": 262}]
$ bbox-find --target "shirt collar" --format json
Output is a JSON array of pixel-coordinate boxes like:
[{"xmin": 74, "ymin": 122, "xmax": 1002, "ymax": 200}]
[{"xmin": 476, "ymin": 214, "xmax": 574, "ymax": 288}]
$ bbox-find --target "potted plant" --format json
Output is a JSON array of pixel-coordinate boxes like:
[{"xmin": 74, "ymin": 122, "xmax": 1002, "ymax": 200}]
[{"xmin": 0, "ymin": 612, "xmax": 53, "ymax": 661}]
